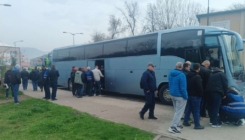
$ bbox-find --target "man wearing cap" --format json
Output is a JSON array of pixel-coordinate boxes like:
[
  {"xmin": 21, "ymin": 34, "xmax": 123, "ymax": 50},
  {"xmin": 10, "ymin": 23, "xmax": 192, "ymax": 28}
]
[
  {"xmin": 10, "ymin": 64, "xmax": 21, "ymax": 104},
  {"xmin": 139, "ymin": 62, "xmax": 158, "ymax": 120}
]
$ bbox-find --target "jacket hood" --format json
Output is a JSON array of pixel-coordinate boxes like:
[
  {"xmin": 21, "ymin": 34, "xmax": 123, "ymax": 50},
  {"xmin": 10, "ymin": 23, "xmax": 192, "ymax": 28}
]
[
  {"xmin": 170, "ymin": 69, "xmax": 183, "ymax": 77},
  {"xmin": 186, "ymin": 70, "xmax": 197, "ymax": 79}
]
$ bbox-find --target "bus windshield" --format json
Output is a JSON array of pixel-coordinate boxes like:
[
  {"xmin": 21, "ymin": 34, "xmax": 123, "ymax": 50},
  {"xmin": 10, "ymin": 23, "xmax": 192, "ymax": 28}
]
[{"xmin": 222, "ymin": 34, "xmax": 244, "ymax": 78}]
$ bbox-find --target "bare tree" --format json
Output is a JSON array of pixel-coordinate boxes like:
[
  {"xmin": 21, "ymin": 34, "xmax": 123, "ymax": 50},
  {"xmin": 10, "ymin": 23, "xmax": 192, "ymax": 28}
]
[
  {"xmin": 228, "ymin": 1, "xmax": 245, "ymax": 10},
  {"xmin": 91, "ymin": 31, "xmax": 106, "ymax": 43},
  {"xmin": 117, "ymin": 1, "xmax": 139, "ymax": 36},
  {"xmin": 142, "ymin": 4, "xmax": 158, "ymax": 33},
  {"xmin": 108, "ymin": 15, "xmax": 126, "ymax": 39}
]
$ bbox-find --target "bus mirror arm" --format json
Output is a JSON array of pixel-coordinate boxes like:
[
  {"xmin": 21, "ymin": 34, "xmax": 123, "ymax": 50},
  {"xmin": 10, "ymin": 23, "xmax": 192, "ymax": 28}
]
[{"xmin": 230, "ymin": 31, "xmax": 244, "ymax": 51}]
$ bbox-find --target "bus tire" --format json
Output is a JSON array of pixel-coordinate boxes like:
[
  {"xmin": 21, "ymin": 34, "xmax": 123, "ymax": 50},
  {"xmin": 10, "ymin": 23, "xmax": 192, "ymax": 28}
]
[
  {"xmin": 159, "ymin": 85, "xmax": 172, "ymax": 105},
  {"xmin": 68, "ymin": 79, "xmax": 72, "ymax": 91}
]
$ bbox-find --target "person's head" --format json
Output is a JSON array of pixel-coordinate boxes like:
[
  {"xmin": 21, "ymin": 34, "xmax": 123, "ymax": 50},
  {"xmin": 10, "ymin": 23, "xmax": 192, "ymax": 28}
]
[
  {"xmin": 87, "ymin": 66, "xmax": 91, "ymax": 70},
  {"xmin": 183, "ymin": 63, "xmax": 190, "ymax": 71},
  {"xmin": 72, "ymin": 66, "xmax": 76, "ymax": 71},
  {"xmin": 78, "ymin": 68, "xmax": 82, "ymax": 71},
  {"xmin": 147, "ymin": 62, "xmax": 155, "ymax": 71},
  {"xmin": 175, "ymin": 62, "xmax": 183, "ymax": 70},
  {"xmin": 52, "ymin": 65, "xmax": 56, "ymax": 69},
  {"xmin": 192, "ymin": 63, "xmax": 200, "ymax": 73},
  {"xmin": 186, "ymin": 61, "xmax": 191, "ymax": 66},
  {"xmin": 15, "ymin": 64, "xmax": 20, "ymax": 70},
  {"xmin": 202, "ymin": 60, "xmax": 210, "ymax": 68},
  {"xmin": 95, "ymin": 65, "xmax": 98, "ymax": 69}
]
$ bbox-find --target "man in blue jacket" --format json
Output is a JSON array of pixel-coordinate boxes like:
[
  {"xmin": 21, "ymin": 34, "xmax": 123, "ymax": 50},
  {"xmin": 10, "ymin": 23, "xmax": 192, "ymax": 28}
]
[
  {"xmin": 139, "ymin": 62, "xmax": 158, "ymax": 120},
  {"xmin": 168, "ymin": 62, "xmax": 188, "ymax": 134}
]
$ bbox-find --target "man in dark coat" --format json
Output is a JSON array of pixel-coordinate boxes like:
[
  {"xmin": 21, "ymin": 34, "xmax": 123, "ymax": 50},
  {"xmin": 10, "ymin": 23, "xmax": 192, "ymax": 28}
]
[
  {"xmin": 4, "ymin": 68, "xmax": 13, "ymax": 99},
  {"xmin": 199, "ymin": 60, "xmax": 211, "ymax": 117},
  {"xmin": 70, "ymin": 66, "xmax": 77, "ymax": 96},
  {"xmin": 206, "ymin": 68, "xmax": 227, "ymax": 127},
  {"xmin": 41, "ymin": 66, "xmax": 51, "ymax": 100},
  {"xmin": 183, "ymin": 63, "xmax": 204, "ymax": 130},
  {"xmin": 30, "ymin": 66, "xmax": 39, "ymax": 91},
  {"xmin": 10, "ymin": 64, "xmax": 21, "ymax": 104},
  {"xmin": 139, "ymin": 62, "xmax": 158, "ymax": 120},
  {"xmin": 49, "ymin": 65, "xmax": 60, "ymax": 101},
  {"xmin": 21, "ymin": 68, "xmax": 29, "ymax": 90}
]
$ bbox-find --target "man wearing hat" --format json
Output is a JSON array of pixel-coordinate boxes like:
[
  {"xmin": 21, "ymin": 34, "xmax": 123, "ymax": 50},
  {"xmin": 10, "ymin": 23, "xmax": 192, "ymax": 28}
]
[
  {"xmin": 139, "ymin": 62, "xmax": 158, "ymax": 120},
  {"xmin": 10, "ymin": 64, "xmax": 21, "ymax": 104}
]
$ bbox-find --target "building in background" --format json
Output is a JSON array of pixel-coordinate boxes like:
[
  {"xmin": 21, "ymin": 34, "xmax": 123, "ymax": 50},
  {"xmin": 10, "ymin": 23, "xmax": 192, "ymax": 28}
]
[
  {"xmin": 196, "ymin": 9, "xmax": 245, "ymax": 65},
  {"xmin": 21, "ymin": 53, "xmax": 30, "ymax": 68},
  {"xmin": 0, "ymin": 43, "xmax": 21, "ymax": 67}
]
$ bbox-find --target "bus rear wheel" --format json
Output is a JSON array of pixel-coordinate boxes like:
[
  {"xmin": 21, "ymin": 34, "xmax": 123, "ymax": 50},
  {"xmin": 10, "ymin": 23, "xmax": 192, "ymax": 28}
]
[
  {"xmin": 159, "ymin": 85, "xmax": 172, "ymax": 105},
  {"xmin": 68, "ymin": 79, "xmax": 72, "ymax": 91}
]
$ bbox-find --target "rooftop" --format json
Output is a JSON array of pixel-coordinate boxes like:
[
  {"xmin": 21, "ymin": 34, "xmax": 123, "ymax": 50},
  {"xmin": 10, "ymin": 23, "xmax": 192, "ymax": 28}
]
[{"xmin": 196, "ymin": 8, "xmax": 245, "ymax": 19}]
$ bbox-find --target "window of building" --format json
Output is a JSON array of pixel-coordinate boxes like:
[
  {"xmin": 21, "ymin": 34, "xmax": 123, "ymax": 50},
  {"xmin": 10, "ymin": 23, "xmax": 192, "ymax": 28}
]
[
  {"xmin": 85, "ymin": 44, "xmax": 103, "ymax": 59},
  {"xmin": 103, "ymin": 40, "xmax": 127, "ymax": 58},
  {"xmin": 70, "ymin": 47, "xmax": 85, "ymax": 60},
  {"xmin": 127, "ymin": 34, "xmax": 158, "ymax": 56},
  {"xmin": 58, "ymin": 49, "xmax": 70, "ymax": 61},
  {"xmin": 161, "ymin": 30, "xmax": 203, "ymax": 61}
]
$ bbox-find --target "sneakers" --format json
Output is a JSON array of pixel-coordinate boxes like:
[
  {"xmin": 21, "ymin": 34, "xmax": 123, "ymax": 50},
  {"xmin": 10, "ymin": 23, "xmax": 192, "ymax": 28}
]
[
  {"xmin": 194, "ymin": 125, "xmax": 205, "ymax": 130},
  {"xmin": 14, "ymin": 102, "xmax": 20, "ymax": 105},
  {"xmin": 148, "ymin": 116, "xmax": 158, "ymax": 120},
  {"xmin": 183, "ymin": 122, "xmax": 191, "ymax": 126},
  {"xmin": 212, "ymin": 123, "xmax": 222, "ymax": 128},
  {"xmin": 177, "ymin": 125, "xmax": 183, "ymax": 131},
  {"xmin": 168, "ymin": 127, "xmax": 181, "ymax": 134},
  {"xmin": 235, "ymin": 119, "xmax": 243, "ymax": 126}
]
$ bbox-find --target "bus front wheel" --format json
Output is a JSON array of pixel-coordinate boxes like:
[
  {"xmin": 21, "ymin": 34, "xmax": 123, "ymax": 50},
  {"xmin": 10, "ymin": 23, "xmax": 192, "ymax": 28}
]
[
  {"xmin": 68, "ymin": 79, "xmax": 72, "ymax": 91},
  {"xmin": 159, "ymin": 85, "xmax": 172, "ymax": 105}
]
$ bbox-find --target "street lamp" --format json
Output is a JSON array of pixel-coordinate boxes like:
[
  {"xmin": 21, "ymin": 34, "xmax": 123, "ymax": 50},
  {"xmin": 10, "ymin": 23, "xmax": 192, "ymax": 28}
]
[
  {"xmin": 207, "ymin": 0, "xmax": 210, "ymax": 26},
  {"xmin": 0, "ymin": 4, "xmax": 11, "ymax": 7},
  {"xmin": 13, "ymin": 40, "xmax": 23, "ymax": 47},
  {"xmin": 63, "ymin": 32, "xmax": 83, "ymax": 45}
]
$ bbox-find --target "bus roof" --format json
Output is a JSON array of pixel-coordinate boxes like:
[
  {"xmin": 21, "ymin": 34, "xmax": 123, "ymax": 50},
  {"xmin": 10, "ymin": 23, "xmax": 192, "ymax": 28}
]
[{"xmin": 54, "ymin": 26, "xmax": 228, "ymax": 51}]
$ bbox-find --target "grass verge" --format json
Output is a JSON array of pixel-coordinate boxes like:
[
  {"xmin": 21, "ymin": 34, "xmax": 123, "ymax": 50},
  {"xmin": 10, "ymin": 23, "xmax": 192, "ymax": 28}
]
[
  {"xmin": 0, "ymin": 87, "xmax": 24, "ymax": 100},
  {"xmin": 0, "ymin": 98, "xmax": 155, "ymax": 140}
]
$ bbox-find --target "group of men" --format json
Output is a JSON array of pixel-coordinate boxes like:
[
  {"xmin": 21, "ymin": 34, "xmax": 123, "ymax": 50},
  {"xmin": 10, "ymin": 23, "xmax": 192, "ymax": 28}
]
[
  {"xmin": 4, "ymin": 64, "xmax": 60, "ymax": 104},
  {"xmin": 70, "ymin": 65, "xmax": 104, "ymax": 98},
  {"xmin": 140, "ymin": 61, "xmax": 245, "ymax": 134}
]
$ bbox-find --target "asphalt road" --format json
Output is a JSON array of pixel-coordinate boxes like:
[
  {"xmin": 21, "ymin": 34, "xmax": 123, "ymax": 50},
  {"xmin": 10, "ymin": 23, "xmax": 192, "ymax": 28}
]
[{"xmin": 22, "ymin": 85, "xmax": 245, "ymax": 140}]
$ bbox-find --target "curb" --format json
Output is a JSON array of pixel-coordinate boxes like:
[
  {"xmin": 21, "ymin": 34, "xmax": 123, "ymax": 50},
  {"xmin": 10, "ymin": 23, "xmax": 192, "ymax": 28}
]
[{"xmin": 153, "ymin": 135, "xmax": 162, "ymax": 140}]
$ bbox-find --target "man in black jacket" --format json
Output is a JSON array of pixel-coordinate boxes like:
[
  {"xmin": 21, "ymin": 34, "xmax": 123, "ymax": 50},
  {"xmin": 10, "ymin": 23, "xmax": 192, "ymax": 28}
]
[
  {"xmin": 199, "ymin": 60, "xmax": 211, "ymax": 117},
  {"xmin": 206, "ymin": 68, "xmax": 227, "ymax": 128},
  {"xmin": 49, "ymin": 65, "xmax": 60, "ymax": 101},
  {"xmin": 21, "ymin": 68, "xmax": 29, "ymax": 90},
  {"xmin": 4, "ymin": 68, "xmax": 13, "ymax": 99},
  {"xmin": 30, "ymin": 67, "xmax": 39, "ymax": 91},
  {"xmin": 70, "ymin": 66, "xmax": 77, "ymax": 96},
  {"xmin": 183, "ymin": 63, "xmax": 204, "ymax": 129},
  {"xmin": 10, "ymin": 64, "xmax": 21, "ymax": 104},
  {"xmin": 139, "ymin": 62, "xmax": 158, "ymax": 120},
  {"xmin": 42, "ymin": 66, "xmax": 51, "ymax": 100}
]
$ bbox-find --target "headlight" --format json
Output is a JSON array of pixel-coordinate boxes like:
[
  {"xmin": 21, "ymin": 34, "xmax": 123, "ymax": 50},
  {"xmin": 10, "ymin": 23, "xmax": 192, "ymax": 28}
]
[{"xmin": 230, "ymin": 87, "xmax": 241, "ymax": 95}]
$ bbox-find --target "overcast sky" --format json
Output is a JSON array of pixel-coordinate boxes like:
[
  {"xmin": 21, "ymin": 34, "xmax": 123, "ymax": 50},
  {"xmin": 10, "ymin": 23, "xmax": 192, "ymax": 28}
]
[{"xmin": 0, "ymin": 0, "xmax": 244, "ymax": 52}]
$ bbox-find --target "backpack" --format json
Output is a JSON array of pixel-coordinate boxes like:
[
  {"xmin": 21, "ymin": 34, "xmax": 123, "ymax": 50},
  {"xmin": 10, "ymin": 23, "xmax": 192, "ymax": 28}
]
[{"xmin": 85, "ymin": 70, "xmax": 92, "ymax": 82}]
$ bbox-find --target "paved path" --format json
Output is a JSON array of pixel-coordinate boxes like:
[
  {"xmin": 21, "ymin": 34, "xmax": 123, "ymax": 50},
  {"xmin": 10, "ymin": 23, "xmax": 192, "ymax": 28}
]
[{"xmin": 22, "ymin": 85, "xmax": 245, "ymax": 140}]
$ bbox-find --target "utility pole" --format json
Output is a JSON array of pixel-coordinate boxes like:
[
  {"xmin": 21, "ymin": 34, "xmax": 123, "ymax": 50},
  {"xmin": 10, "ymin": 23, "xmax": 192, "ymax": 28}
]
[{"xmin": 207, "ymin": 0, "xmax": 210, "ymax": 26}]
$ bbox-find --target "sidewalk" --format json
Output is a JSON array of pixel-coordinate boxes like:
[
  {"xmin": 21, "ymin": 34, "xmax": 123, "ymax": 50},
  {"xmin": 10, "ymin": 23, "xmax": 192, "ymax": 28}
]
[{"xmin": 22, "ymin": 85, "xmax": 245, "ymax": 140}]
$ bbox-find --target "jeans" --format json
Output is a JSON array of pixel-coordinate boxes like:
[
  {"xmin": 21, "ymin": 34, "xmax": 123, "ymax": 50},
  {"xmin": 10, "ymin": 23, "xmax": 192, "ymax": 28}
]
[
  {"xmin": 5, "ymin": 83, "xmax": 13, "ymax": 98},
  {"xmin": 184, "ymin": 96, "xmax": 202, "ymax": 127},
  {"xmin": 220, "ymin": 109, "xmax": 245, "ymax": 123},
  {"xmin": 43, "ymin": 84, "xmax": 50, "ymax": 99},
  {"xmin": 208, "ymin": 93, "xmax": 222, "ymax": 125},
  {"xmin": 22, "ymin": 79, "xmax": 28, "ymax": 90},
  {"xmin": 50, "ymin": 82, "xmax": 57, "ymax": 99},
  {"xmin": 12, "ymin": 84, "xmax": 20, "ymax": 103},
  {"xmin": 81, "ymin": 84, "xmax": 84, "ymax": 95},
  {"xmin": 94, "ymin": 81, "xmax": 101, "ymax": 95},
  {"xmin": 86, "ymin": 82, "xmax": 93, "ymax": 96},
  {"xmin": 76, "ymin": 84, "xmax": 83, "ymax": 96},
  {"xmin": 140, "ymin": 91, "xmax": 156, "ymax": 117},
  {"xmin": 200, "ymin": 93, "xmax": 208, "ymax": 117},
  {"xmin": 170, "ymin": 96, "xmax": 187, "ymax": 127},
  {"xmin": 32, "ymin": 80, "xmax": 38, "ymax": 90},
  {"xmin": 72, "ymin": 82, "xmax": 77, "ymax": 96}
]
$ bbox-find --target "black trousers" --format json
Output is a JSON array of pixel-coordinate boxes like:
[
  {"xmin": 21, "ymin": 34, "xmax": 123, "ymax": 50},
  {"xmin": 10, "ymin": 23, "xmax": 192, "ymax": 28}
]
[
  {"xmin": 43, "ymin": 84, "xmax": 50, "ymax": 99},
  {"xmin": 72, "ymin": 82, "xmax": 77, "ymax": 96},
  {"xmin": 140, "ymin": 91, "xmax": 155, "ymax": 117}
]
